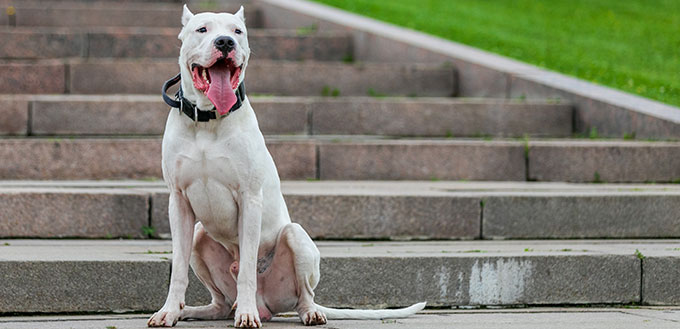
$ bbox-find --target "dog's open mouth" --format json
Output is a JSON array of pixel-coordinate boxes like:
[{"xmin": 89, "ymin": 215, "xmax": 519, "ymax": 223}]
[{"xmin": 191, "ymin": 57, "xmax": 242, "ymax": 115}]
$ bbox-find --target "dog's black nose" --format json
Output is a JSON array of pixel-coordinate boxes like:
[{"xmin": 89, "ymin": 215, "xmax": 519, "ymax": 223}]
[{"xmin": 214, "ymin": 36, "xmax": 235, "ymax": 53}]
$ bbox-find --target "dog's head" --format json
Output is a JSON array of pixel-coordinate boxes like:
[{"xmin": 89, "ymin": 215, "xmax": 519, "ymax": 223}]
[{"xmin": 178, "ymin": 5, "xmax": 250, "ymax": 114}]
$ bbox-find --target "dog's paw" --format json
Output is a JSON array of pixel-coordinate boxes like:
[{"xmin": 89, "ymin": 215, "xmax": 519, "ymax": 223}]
[
  {"xmin": 300, "ymin": 309, "xmax": 327, "ymax": 326},
  {"xmin": 234, "ymin": 305, "xmax": 261, "ymax": 328},
  {"xmin": 147, "ymin": 305, "xmax": 182, "ymax": 327}
]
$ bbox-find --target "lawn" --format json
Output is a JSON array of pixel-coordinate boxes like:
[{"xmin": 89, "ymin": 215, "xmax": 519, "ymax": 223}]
[{"xmin": 312, "ymin": 0, "xmax": 680, "ymax": 107}]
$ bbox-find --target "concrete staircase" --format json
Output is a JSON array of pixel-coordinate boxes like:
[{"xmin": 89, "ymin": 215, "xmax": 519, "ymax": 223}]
[{"xmin": 1, "ymin": 0, "xmax": 679, "ymax": 315}]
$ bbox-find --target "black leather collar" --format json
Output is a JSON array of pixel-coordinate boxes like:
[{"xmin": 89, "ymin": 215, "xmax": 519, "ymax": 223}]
[{"xmin": 162, "ymin": 73, "xmax": 246, "ymax": 122}]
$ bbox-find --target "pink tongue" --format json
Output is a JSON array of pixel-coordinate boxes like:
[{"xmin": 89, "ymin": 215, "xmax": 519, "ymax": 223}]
[{"xmin": 206, "ymin": 62, "xmax": 237, "ymax": 116}]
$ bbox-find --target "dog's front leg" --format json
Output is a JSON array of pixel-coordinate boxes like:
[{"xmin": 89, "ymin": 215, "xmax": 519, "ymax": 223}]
[
  {"xmin": 234, "ymin": 188, "xmax": 263, "ymax": 328},
  {"xmin": 148, "ymin": 191, "xmax": 195, "ymax": 327}
]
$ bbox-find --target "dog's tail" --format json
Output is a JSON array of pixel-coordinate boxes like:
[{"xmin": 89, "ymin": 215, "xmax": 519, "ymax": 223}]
[{"xmin": 315, "ymin": 302, "xmax": 426, "ymax": 320}]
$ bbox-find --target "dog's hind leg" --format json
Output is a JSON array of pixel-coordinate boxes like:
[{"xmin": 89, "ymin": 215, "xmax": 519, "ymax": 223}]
[
  {"xmin": 180, "ymin": 222, "xmax": 237, "ymax": 321},
  {"xmin": 262, "ymin": 223, "xmax": 326, "ymax": 326}
]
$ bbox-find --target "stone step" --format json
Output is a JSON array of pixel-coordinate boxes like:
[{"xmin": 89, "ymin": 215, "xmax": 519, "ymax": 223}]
[
  {"xmin": 0, "ymin": 138, "xmax": 679, "ymax": 182},
  {"xmin": 1, "ymin": 180, "xmax": 679, "ymax": 240},
  {"xmin": 0, "ymin": 95, "xmax": 572, "ymax": 137},
  {"xmin": 0, "ymin": 27, "xmax": 351, "ymax": 60},
  {"xmin": 0, "ymin": 1, "xmax": 257, "ymax": 28},
  {"xmin": 0, "ymin": 137, "xmax": 315, "ymax": 180},
  {"xmin": 319, "ymin": 139, "xmax": 680, "ymax": 183},
  {"xmin": 0, "ymin": 59, "xmax": 456, "ymax": 96},
  {"xmin": 0, "ymin": 239, "xmax": 677, "ymax": 313},
  {"xmin": 2, "ymin": 0, "xmax": 188, "ymax": 3}
]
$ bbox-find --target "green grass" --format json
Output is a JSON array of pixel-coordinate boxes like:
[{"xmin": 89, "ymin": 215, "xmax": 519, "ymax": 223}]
[{"xmin": 312, "ymin": 0, "xmax": 680, "ymax": 107}]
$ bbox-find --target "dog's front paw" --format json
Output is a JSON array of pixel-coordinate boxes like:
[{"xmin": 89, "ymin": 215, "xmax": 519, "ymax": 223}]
[
  {"xmin": 300, "ymin": 309, "xmax": 327, "ymax": 326},
  {"xmin": 234, "ymin": 304, "xmax": 261, "ymax": 328},
  {"xmin": 148, "ymin": 305, "xmax": 182, "ymax": 327}
]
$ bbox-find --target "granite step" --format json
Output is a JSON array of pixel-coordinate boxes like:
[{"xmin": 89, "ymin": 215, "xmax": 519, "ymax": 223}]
[
  {"xmin": 0, "ymin": 239, "xmax": 678, "ymax": 313},
  {"xmin": 1, "ymin": 180, "xmax": 679, "ymax": 240},
  {"xmin": 1, "ymin": 0, "xmax": 190, "ymax": 3},
  {"xmin": 0, "ymin": 27, "xmax": 351, "ymax": 60},
  {"xmin": 0, "ymin": 95, "xmax": 572, "ymax": 137},
  {"xmin": 0, "ymin": 137, "xmax": 679, "ymax": 182},
  {"xmin": 0, "ymin": 1, "xmax": 255, "ymax": 28},
  {"xmin": 0, "ymin": 59, "xmax": 456, "ymax": 96},
  {"xmin": 0, "ymin": 137, "xmax": 314, "ymax": 180}
]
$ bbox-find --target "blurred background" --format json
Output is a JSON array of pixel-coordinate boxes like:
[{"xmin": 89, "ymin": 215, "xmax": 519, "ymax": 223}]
[{"xmin": 315, "ymin": 0, "xmax": 680, "ymax": 108}]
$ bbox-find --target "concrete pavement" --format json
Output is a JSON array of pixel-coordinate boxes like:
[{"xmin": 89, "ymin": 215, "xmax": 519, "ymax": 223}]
[{"xmin": 1, "ymin": 308, "xmax": 679, "ymax": 328}]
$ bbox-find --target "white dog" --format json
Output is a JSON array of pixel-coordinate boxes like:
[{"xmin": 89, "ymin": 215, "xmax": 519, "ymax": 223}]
[{"xmin": 148, "ymin": 5, "xmax": 426, "ymax": 328}]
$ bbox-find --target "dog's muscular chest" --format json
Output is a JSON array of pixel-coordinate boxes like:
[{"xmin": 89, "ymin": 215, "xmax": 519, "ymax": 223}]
[{"xmin": 166, "ymin": 127, "xmax": 250, "ymax": 241}]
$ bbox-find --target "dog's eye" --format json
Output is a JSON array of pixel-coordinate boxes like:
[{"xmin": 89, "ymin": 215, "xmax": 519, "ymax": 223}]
[
  {"xmin": 196, "ymin": 27, "xmax": 207, "ymax": 33},
  {"xmin": 235, "ymin": 29, "xmax": 242, "ymax": 35}
]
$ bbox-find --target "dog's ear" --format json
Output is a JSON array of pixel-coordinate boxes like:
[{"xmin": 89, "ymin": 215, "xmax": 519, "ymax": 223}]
[
  {"xmin": 235, "ymin": 6, "xmax": 245, "ymax": 22},
  {"xmin": 182, "ymin": 4, "xmax": 194, "ymax": 26}
]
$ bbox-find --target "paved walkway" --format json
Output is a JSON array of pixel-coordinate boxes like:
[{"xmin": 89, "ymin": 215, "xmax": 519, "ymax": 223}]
[{"xmin": 1, "ymin": 308, "xmax": 679, "ymax": 329}]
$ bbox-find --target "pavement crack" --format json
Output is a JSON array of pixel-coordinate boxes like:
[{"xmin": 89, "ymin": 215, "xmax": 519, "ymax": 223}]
[{"xmin": 618, "ymin": 310, "xmax": 680, "ymax": 323}]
